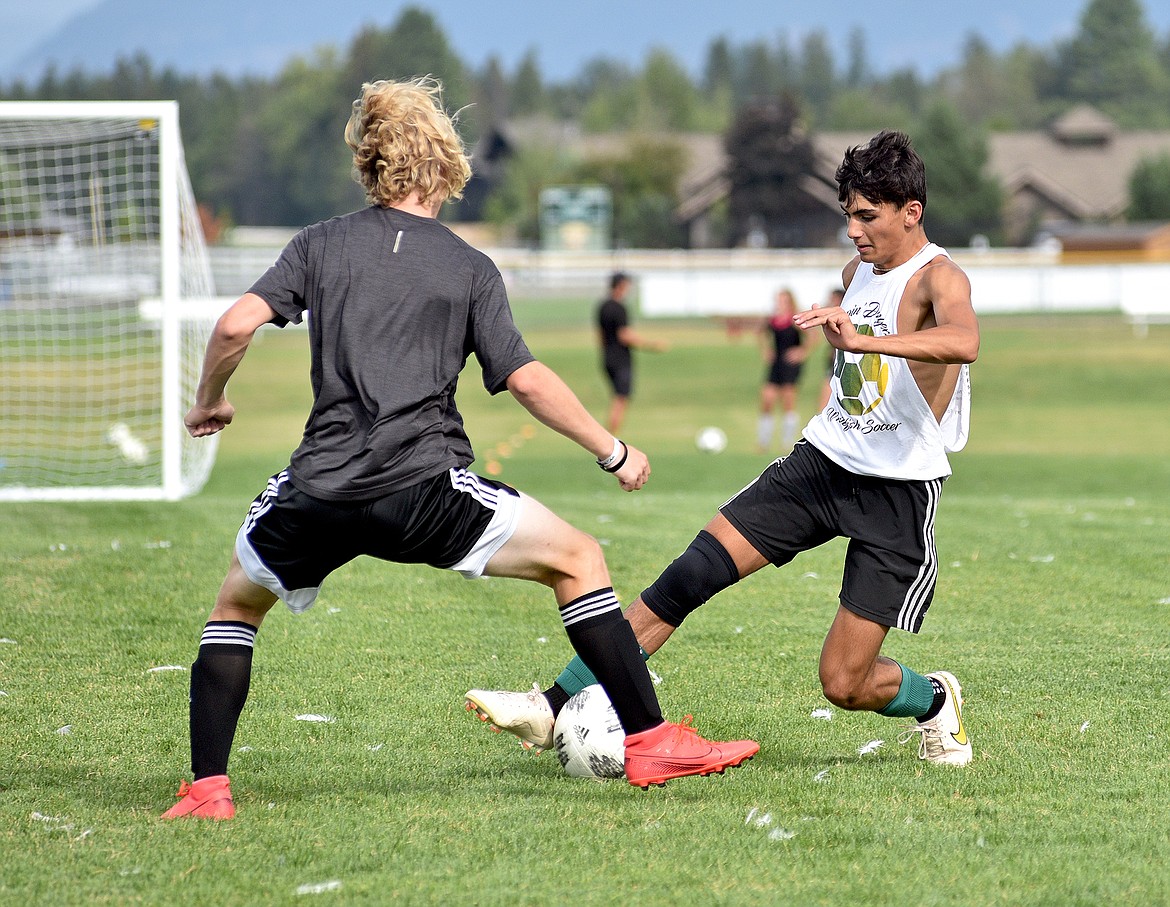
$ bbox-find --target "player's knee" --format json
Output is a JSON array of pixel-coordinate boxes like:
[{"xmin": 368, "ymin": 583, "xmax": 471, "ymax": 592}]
[
  {"xmin": 819, "ymin": 672, "xmax": 867, "ymax": 711},
  {"xmin": 554, "ymin": 527, "xmax": 607, "ymax": 587},
  {"xmin": 641, "ymin": 530, "xmax": 739, "ymax": 627},
  {"xmin": 576, "ymin": 532, "xmax": 607, "ymax": 579},
  {"xmin": 214, "ymin": 555, "xmax": 278, "ymax": 621}
]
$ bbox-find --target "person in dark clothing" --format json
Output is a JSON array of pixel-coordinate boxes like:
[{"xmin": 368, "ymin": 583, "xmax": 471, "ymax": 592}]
[
  {"xmin": 161, "ymin": 77, "xmax": 757, "ymax": 820},
  {"xmin": 597, "ymin": 272, "xmax": 667, "ymax": 433}
]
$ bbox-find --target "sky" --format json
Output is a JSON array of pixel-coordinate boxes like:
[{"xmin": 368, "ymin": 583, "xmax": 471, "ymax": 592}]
[
  {"xmin": 1, "ymin": 0, "xmax": 97, "ymax": 71},
  {"xmin": 4, "ymin": 0, "xmax": 1170, "ymax": 85}
]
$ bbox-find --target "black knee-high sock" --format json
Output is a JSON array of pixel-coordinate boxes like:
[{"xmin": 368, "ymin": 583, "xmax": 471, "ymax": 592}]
[
  {"xmin": 189, "ymin": 621, "xmax": 257, "ymax": 779},
  {"xmin": 560, "ymin": 588, "xmax": 663, "ymax": 735}
]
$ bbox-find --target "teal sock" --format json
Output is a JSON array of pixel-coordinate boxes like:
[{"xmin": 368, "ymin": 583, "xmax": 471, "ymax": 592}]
[
  {"xmin": 555, "ymin": 647, "xmax": 649, "ymax": 698},
  {"xmin": 877, "ymin": 663, "xmax": 936, "ymax": 718}
]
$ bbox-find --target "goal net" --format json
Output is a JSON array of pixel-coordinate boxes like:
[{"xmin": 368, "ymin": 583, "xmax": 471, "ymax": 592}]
[{"xmin": 0, "ymin": 101, "xmax": 219, "ymax": 501}]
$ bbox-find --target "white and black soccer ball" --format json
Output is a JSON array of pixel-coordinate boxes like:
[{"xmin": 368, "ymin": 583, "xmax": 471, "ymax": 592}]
[
  {"xmin": 552, "ymin": 684, "xmax": 626, "ymax": 780},
  {"xmin": 694, "ymin": 425, "xmax": 728, "ymax": 454}
]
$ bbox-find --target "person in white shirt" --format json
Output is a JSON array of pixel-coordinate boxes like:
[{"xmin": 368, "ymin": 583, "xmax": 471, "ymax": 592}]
[{"xmin": 467, "ymin": 130, "xmax": 980, "ymax": 768}]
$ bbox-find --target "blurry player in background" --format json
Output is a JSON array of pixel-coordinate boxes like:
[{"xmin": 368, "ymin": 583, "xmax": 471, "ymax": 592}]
[
  {"xmin": 162, "ymin": 76, "xmax": 757, "ymax": 820},
  {"xmin": 757, "ymin": 288, "xmax": 811, "ymax": 452},
  {"xmin": 467, "ymin": 130, "xmax": 979, "ymax": 769},
  {"xmin": 597, "ymin": 272, "xmax": 668, "ymax": 434}
]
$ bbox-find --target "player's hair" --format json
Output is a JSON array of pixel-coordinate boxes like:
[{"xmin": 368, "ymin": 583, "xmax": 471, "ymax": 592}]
[
  {"xmin": 345, "ymin": 76, "xmax": 472, "ymax": 208},
  {"xmin": 610, "ymin": 271, "xmax": 631, "ymax": 290},
  {"xmin": 835, "ymin": 130, "xmax": 927, "ymax": 211}
]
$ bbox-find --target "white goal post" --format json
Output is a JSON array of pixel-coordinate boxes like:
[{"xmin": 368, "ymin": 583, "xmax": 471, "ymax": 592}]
[{"xmin": 0, "ymin": 101, "xmax": 219, "ymax": 501}]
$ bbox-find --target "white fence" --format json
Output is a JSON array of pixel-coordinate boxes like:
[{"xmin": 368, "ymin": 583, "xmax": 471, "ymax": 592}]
[
  {"xmin": 206, "ymin": 242, "xmax": 1170, "ymax": 332},
  {"xmin": 637, "ymin": 254, "xmax": 1170, "ymax": 319}
]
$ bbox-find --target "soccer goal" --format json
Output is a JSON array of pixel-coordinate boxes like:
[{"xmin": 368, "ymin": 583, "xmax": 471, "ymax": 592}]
[{"xmin": 0, "ymin": 101, "xmax": 220, "ymax": 501}]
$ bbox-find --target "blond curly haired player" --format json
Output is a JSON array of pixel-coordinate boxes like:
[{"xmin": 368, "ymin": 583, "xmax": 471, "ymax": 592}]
[{"xmin": 162, "ymin": 77, "xmax": 757, "ymax": 819}]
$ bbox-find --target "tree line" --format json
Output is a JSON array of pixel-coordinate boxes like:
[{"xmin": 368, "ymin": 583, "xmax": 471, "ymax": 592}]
[{"xmin": 4, "ymin": 0, "xmax": 1170, "ymax": 245}]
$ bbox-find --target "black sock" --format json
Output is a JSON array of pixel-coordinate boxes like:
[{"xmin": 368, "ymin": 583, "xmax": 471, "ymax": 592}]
[
  {"xmin": 917, "ymin": 676, "xmax": 948, "ymax": 722},
  {"xmin": 560, "ymin": 588, "xmax": 663, "ymax": 735},
  {"xmin": 189, "ymin": 621, "xmax": 257, "ymax": 779},
  {"xmin": 542, "ymin": 683, "xmax": 571, "ymax": 717}
]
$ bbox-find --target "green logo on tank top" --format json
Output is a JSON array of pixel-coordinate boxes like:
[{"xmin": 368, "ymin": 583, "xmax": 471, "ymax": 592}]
[{"xmin": 833, "ymin": 325, "xmax": 889, "ymax": 416}]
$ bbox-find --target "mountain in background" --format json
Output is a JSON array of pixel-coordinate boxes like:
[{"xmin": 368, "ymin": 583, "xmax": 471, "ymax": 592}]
[
  {"xmin": 10, "ymin": 0, "xmax": 1160, "ymax": 89},
  {"xmin": 7, "ymin": 0, "xmax": 398, "ymax": 82}
]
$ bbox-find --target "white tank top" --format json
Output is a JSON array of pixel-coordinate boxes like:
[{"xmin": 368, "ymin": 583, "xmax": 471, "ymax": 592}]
[{"xmin": 802, "ymin": 242, "xmax": 970, "ymax": 480}]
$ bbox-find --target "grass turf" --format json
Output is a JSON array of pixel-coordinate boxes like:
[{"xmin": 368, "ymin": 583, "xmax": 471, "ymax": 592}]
[{"xmin": 1, "ymin": 311, "xmax": 1168, "ymax": 905}]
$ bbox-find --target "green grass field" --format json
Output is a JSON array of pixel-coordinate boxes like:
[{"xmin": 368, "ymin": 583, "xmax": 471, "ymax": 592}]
[{"xmin": 2, "ymin": 310, "xmax": 1169, "ymax": 906}]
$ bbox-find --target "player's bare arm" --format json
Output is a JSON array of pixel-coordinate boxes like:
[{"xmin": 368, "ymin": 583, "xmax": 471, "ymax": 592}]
[
  {"xmin": 790, "ymin": 256, "xmax": 861, "ymax": 343},
  {"xmin": 792, "ymin": 301, "xmax": 860, "ymax": 350},
  {"xmin": 185, "ymin": 292, "xmax": 277, "ymax": 437},
  {"xmin": 890, "ymin": 258, "xmax": 979, "ymax": 364},
  {"xmin": 505, "ymin": 360, "xmax": 651, "ymax": 491},
  {"xmin": 617, "ymin": 325, "xmax": 668, "ymax": 353},
  {"xmin": 793, "ymin": 258, "xmax": 978, "ymax": 366},
  {"xmin": 758, "ymin": 322, "xmax": 773, "ymax": 362}
]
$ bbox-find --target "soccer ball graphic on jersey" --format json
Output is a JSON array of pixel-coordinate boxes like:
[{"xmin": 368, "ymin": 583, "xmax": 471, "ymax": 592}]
[
  {"xmin": 833, "ymin": 325, "xmax": 889, "ymax": 416},
  {"xmin": 552, "ymin": 684, "xmax": 626, "ymax": 779},
  {"xmin": 694, "ymin": 426, "xmax": 728, "ymax": 454}
]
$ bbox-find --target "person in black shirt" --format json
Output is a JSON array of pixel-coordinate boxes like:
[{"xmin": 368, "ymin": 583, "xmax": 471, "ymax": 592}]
[
  {"xmin": 597, "ymin": 272, "xmax": 667, "ymax": 433},
  {"xmin": 161, "ymin": 77, "xmax": 757, "ymax": 820},
  {"xmin": 756, "ymin": 288, "xmax": 811, "ymax": 452}
]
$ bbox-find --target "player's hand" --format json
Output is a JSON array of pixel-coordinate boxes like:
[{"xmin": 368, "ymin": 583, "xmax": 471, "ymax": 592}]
[
  {"xmin": 612, "ymin": 443, "xmax": 650, "ymax": 492},
  {"xmin": 185, "ymin": 398, "xmax": 235, "ymax": 437},
  {"xmin": 793, "ymin": 304, "xmax": 861, "ymax": 351}
]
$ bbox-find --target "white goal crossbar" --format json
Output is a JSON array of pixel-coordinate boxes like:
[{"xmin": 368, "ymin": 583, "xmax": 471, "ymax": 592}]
[{"xmin": 0, "ymin": 101, "xmax": 219, "ymax": 501}]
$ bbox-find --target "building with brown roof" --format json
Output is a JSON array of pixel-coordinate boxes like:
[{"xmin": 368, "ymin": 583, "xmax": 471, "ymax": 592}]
[
  {"xmin": 986, "ymin": 105, "xmax": 1170, "ymax": 246},
  {"xmin": 473, "ymin": 107, "xmax": 1170, "ymax": 251}
]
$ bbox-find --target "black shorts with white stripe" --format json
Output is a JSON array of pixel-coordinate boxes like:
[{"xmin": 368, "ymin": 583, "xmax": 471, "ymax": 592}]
[
  {"xmin": 720, "ymin": 440, "xmax": 943, "ymax": 633},
  {"xmin": 239, "ymin": 467, "xmax": 517, "ymax": 597}
]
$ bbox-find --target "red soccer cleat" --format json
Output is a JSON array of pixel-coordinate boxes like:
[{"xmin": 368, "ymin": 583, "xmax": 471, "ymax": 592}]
[
  {"xmin": 623, "ymin": 717, "xmax": 759, "ymax": 788},
  {"xmin": 160, "ymin": 774, "xmax": 235, "ymax": 820}
]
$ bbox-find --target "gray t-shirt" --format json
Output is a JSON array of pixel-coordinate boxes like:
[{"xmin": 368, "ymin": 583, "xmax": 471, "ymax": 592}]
[{"xmin": 249, "ymin": 205, "xmax": 535, "ymax": 502}]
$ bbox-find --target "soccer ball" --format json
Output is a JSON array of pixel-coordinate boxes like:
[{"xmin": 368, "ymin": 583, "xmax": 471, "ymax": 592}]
[
  {"xmin": 833, "ymin": 326, "xmax": 889, "ymax": 416},
  {"xmin": 552, "ymin": 684, "xmax": 626, "ymax": 780},
  {"xmin": 105, "ymin": 422, "xmax": 149, "ymax": 464},
  {"xmin": 695, "ymin": 426, "xmax": 728, "ymax": 454}
]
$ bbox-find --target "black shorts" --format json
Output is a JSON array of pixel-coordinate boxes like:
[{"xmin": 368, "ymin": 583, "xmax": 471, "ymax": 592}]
[
  {"xmin": 720, "ymin": 440, "xmax": 943, "ymax": 632},
  {"xmin": 604, "ymin": 361, "xmax": 632, "ymax": 397},
  {"xmin": 766, "ymin": 359, "xmax": 802, "ymax": 387},
  {"xmin": 235, "ymin": 467, "xmax": 521, "ymax": 613}
]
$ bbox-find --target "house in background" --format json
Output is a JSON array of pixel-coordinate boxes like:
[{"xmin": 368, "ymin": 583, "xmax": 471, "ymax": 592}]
[
  {"xmin": 989, "ymin": 105, "xmax": 1170, "ymax": 247},
  {"xmin": 1042, "ymin": 221, "xmax": 1170, "ymax": 262},
  {"xmin": 470, "ymin": 106, "xmax": 1170, "ymax": 252}
]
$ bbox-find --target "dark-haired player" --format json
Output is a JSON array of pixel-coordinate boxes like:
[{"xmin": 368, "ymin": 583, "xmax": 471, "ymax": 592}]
[{"xmin": 467, "ymin": 130, "xmax": 978, "ymax": 768}]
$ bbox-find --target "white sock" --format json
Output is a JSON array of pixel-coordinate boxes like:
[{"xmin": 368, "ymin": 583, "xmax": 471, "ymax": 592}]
[
  {"xmin": 782, "ymin": 412, "xmax": 799, "ymax": 446},
  {"xmin": 756, "ymin": 414, "xmax": 774, "ymax": 449}
]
